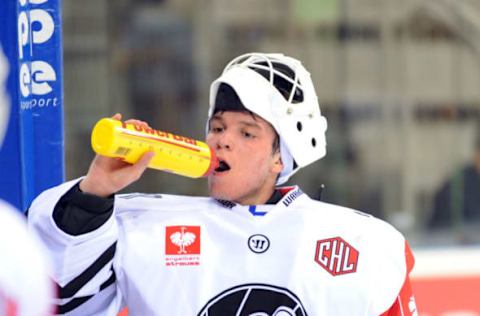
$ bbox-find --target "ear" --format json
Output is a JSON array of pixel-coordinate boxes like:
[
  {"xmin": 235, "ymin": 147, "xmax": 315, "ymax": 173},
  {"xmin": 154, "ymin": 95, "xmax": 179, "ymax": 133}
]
[{"xmin": 271, "ymin": 151, "xmax": 284, "ymax": 174}]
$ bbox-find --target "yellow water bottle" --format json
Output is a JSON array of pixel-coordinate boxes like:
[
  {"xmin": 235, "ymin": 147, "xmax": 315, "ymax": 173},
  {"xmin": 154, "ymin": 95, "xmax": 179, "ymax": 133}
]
[{"xmin": 91, "ymin": 118, "xmax": 218, "ymax": 178}]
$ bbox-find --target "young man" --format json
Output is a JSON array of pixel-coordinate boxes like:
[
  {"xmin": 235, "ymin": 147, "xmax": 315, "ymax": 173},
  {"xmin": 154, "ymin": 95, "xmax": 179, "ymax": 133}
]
[
  {"xmin": 29, "ymin": 53, "xmax": 417, "ymax": 315},
  {"xmin": 0, "ymin": 46, "xmax": 54, "ymax": 316}
]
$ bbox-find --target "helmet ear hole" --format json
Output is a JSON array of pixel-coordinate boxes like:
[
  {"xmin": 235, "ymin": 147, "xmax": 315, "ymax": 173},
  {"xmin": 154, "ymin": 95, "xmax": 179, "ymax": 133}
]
[
  {"xmin": 296, "ymin": 121, "xmax": 302, "ymax": 132},
  {"xmin": 311, "ymin": 138, "xmax": 317, "ymax": 147}
]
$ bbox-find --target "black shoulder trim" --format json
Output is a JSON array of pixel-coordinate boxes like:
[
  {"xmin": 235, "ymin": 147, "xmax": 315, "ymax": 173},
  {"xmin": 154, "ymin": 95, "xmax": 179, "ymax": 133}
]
[
  {"xmin": 53, "ymin": 183, "xmax": 114, "ymax": 236},
  {"xmin": 58, "ymin": 242, "xmax": 117, "ymax": 299}
]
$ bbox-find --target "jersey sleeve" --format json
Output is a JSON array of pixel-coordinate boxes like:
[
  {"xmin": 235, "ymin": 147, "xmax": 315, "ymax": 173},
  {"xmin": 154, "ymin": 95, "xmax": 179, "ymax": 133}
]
[
  {"xmin": 28, "ymin": 178, "xmax": 123, "ymax": 315},
  {"xmin": 52, "ymin": 182, "xmax": 114, "ymax": 236},
  {"xmin": 380, "ymin": 241, "xmax": 417, "ymax": 316},
  {"xmin": 362, "ymin": 215, "xmax": 418, "ymax": 316}
]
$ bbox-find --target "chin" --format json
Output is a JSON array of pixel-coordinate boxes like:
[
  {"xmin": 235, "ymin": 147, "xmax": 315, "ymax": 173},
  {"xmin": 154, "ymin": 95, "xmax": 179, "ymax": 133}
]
[
  {"xmin": 208, "ymin": 185, "xmax": 234, "ymax": 201},
  {"xmin": 208, "ymin": 180, "xmax": 238, "ymax": 201}
]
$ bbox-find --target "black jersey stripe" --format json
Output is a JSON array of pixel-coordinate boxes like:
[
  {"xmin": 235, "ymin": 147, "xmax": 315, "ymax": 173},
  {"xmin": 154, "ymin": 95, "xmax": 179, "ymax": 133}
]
[
  {"xmin": 57, "ymin": 295, "xmax": 94, "ymax": 314},
  {"xmin": 58, "ymin": 242, "xmax": 117, "ymax": 299},
  {"xmin": 100, "ymin": 268, "xmax": 116, "ymax": 290},
  {"xmin": 56, "ymin": 267, "xmax": 117, "ymax": 314}
]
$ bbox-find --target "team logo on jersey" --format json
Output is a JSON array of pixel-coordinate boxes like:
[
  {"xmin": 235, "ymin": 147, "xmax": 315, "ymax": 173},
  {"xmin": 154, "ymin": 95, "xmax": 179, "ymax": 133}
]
[
  {"xmin": 216, "ymin": 199, "xmax": 236, "ymax": 209},
  {"xmin": 248, "ymin": 234, "xmax": 270, "ymax": 254},
  {"xmin": 314, "ymin": 237, "xmax": 359, "ymax": 276},
  {"xmin": 165, "ymin": 226, "xmax": 201, "ymax": 267},
  {"xmin": 197, "ymin": 283, "xmax": 308, "ymax": 316}
]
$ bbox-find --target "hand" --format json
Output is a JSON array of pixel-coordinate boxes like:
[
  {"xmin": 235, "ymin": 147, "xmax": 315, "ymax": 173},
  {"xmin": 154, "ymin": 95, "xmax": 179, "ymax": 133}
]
[{"xmin": 79, "ymin": 113, "xmax": 155, "ymax": 197}]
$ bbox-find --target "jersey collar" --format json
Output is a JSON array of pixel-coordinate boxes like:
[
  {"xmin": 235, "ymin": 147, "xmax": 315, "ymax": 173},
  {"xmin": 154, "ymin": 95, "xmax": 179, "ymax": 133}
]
[{"xmin": 215, "ymin": 186, "xmax": 305, "ymax": 216}]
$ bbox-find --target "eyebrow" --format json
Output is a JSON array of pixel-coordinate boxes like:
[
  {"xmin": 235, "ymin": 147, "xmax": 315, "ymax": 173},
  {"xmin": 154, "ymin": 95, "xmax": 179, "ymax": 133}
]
[
  {"xmin": 210, "ymin": 114, "xmax": 262, "ymax": 130},
  {"xmin": 240, "ymin": 121, "xmax": 262, "ymax": 129}
]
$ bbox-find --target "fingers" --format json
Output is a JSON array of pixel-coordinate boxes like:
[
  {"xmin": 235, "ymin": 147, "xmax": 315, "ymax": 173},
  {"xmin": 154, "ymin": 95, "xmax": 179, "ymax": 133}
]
[
  {"xmin": 81, "ymin": 151, "xmax": 154, "ymax": 197},
  {"xmin": 125, "ymin": 151, "xmax": 155, "ymax": 182},
  {"xmin": 125, "ymin": 119, "xmax": 151, "ymax": 129},
  {"xmin": 110, "ymin": 113, "xmax": 151, "ymax": 129},
  {"xmin": 138, "ymin": 150, "xmax": 155, "ymax": 167}
]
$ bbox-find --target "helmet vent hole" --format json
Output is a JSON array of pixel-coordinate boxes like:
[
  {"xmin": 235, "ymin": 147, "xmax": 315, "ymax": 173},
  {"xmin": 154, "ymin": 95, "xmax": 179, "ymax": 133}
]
[
  {"xmin": 311, "ymin": 138, "xmax": 317, "ymax": 147},
  {"xmin": 297, "ymin": 121, "xmax": 302, "ymax": 132}
]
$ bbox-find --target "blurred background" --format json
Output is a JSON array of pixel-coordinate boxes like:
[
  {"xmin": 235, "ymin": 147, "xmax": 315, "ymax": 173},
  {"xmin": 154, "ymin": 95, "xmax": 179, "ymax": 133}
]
[{"xmin": 62, "ymin": 0, "xmax": 480, "ymax": 247}]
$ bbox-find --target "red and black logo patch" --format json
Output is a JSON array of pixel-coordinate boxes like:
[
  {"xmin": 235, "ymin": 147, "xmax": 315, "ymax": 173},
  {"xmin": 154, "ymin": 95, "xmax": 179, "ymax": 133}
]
[{"xmin": 314, "ymin": 237, "xmax": 359, "ymax": 276}]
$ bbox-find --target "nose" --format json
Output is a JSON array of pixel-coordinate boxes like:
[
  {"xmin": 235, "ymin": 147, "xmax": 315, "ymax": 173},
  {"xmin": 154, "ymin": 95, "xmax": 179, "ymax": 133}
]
[{"xmin": 214, "ymin": 131, "xmax": 232, "ymax": 150}]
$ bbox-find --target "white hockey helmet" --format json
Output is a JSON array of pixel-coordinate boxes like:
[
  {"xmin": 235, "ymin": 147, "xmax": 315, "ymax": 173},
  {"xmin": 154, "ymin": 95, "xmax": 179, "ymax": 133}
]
[
  {"xmin": 208, "ymin": 53, "xmax": 327, "ymax": 184},
  {"xmin": 0, "ymin": 46, "xmax": 9, "ymax": 147}
]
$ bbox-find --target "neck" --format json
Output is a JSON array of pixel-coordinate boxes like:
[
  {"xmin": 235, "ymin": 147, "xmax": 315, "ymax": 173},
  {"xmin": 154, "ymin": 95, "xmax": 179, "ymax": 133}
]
[{"xmin": 234, "ymin": 190, "xmax": 275, "ymax": 206}]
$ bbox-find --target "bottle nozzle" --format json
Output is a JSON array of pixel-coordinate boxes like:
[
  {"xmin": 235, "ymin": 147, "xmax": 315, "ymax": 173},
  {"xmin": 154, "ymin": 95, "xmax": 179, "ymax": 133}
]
[{"xmin": 202, "ymin": 148, "xmax": 219, "ymax": 177}]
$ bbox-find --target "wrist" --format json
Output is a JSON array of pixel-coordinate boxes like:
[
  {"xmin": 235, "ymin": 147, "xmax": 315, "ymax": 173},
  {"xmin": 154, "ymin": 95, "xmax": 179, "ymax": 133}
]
[{"xmin": 79, "ymin": 177, "xmax": 115, "ymax": 197}]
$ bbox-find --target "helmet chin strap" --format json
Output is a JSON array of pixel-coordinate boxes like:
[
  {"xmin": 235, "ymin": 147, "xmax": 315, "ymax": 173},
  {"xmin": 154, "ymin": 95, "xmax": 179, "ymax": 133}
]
[{"xmin": 277, "ymin": 139, "xmax": 295, "ymax": 185}]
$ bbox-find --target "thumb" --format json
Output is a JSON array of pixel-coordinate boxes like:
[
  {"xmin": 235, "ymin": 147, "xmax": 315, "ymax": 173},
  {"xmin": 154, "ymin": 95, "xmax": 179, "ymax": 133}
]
[
  {"xmin": 108, "ymin": 151, "xmax": 155, "ymax": 192},
  {"xmin": 124, "ymin": 151, "xmax": 155, "ymax": 183},
  {"xmin": 131, "ymin": 151, "xmax": 155, "ymax": 179},
  {"xmin": 131, "ymin": 151, "xmax": 155, "ymax": 175}
]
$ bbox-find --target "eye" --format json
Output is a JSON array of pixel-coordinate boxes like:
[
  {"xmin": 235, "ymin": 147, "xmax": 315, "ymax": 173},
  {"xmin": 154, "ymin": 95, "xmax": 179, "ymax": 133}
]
[
  {"xmin": 242, "ymin": 131, "xmax": 255, "ymax": 139},
  {"xmin": 209, "ymin": 126, "xmax": 224, "ymax": 133}
]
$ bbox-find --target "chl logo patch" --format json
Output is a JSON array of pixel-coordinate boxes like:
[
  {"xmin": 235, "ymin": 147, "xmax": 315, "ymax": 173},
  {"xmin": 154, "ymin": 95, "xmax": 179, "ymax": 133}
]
[
  {"xmin": 165, "ymin": 226, "xmax": 201, "ymax": 267},
  {"xmin": 314, "ymin": 237, "xmax": 359, "ymax": 276}
]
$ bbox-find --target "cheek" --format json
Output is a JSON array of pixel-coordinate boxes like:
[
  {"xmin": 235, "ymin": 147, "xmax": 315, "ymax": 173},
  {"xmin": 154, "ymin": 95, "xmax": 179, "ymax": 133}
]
[
  {"xmin": 241, "ymin": 149, "xmax": 273, "ymax": 173},
  {"xmin": 205, "ymin": 134, "xmax": 214, "ymax": 147}
]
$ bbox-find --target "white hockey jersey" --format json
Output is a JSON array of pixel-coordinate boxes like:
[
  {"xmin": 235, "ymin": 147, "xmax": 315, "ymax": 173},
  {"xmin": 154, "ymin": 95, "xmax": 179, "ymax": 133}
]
[
  {"xmin": 0, "ymin": 200, "xmax": 54, "ymax": 316},
  {"xmin": 29, "ymin": 179, "xmax": 417, "ymax": 316}
]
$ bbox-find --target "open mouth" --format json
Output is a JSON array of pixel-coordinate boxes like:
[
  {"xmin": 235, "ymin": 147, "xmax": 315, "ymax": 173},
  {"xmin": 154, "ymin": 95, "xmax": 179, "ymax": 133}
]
[{"xmin": 215, "ymin": 160, "xmax": 231, "ymax": 172}]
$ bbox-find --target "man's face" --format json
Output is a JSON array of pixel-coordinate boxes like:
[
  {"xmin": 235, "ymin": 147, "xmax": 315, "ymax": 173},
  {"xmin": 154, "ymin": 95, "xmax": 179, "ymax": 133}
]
[{"xmin": 206, "ymin": 111, "xmax": 283, "ymax": 205}]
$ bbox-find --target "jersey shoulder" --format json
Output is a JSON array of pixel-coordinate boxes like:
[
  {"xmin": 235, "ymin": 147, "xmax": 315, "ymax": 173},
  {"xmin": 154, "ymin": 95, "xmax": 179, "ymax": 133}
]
[
  {"xmin": 114, "ymin": 192, "xmax": 213, "ymax": 216},
  {"xmin": 300, "ymin": 198, "xmax": 411, "ymax": 313},
  {"xmin": 301, "ymin": 198, "xmax": 405, "ymax": 244}
]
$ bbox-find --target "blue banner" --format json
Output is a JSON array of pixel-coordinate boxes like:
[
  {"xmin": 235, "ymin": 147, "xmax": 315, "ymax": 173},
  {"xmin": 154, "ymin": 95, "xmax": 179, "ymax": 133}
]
[
  {"xmin": 0, "ymin": 0, "xmax": 22, "ymax": 209},
  {"xmin": 0, "ymin": 0, "xmax": 64, "ymax": 211}
]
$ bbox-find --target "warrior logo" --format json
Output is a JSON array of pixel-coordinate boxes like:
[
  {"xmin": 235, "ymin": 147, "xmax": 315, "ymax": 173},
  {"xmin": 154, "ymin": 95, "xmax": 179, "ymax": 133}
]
[
  {"xmin": 248, "ymin": 234, "xmax": 270, "ymax": 254},
  {"xmin": 198, "ymin": 283, "xmax": 307, "ymax": 316}
]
